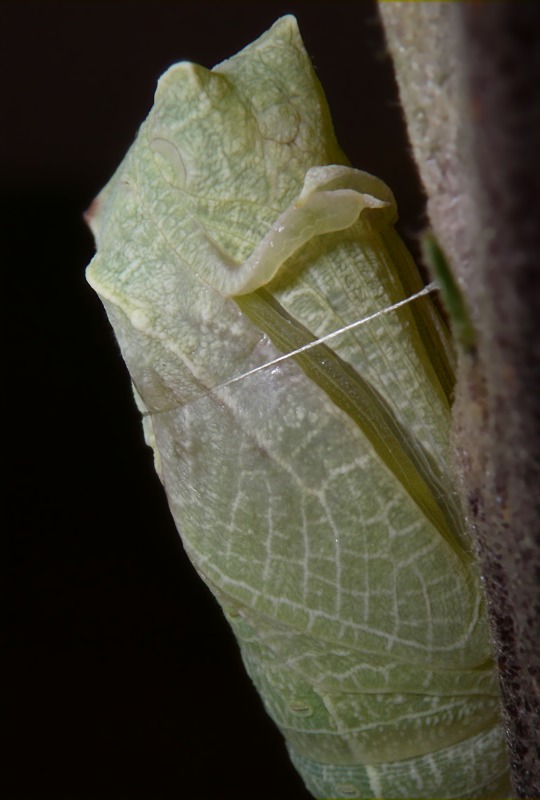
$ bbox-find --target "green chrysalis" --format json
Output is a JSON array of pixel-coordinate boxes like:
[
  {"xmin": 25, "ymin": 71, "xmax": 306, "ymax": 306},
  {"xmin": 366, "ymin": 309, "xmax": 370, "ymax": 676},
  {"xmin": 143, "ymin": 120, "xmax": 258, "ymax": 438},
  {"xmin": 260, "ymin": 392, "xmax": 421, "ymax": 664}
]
[{"xmin": 85, "ymin": 16, "xmax": 509, "ymax": 799}]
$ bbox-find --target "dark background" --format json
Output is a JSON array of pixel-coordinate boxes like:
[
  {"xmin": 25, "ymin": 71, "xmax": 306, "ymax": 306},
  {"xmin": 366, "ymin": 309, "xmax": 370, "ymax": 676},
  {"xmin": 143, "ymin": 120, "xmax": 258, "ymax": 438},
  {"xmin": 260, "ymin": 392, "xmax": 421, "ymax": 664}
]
[{"xmin": 3, "ymin": 2, "xmax": 425, "ymax": 797}]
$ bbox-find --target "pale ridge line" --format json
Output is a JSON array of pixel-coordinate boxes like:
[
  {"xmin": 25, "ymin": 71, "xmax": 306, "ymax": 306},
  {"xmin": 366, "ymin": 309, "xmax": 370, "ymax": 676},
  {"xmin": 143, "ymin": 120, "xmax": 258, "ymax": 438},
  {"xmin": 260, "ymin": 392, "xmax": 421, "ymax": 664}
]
[{"xmin": 214, "ymin": 282, "xmax": 438, "ymax": 393}]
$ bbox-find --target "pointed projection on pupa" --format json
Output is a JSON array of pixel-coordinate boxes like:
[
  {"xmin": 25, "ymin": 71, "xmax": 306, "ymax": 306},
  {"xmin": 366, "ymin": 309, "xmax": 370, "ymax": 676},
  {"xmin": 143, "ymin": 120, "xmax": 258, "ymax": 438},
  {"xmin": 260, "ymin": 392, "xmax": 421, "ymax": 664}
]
[{"xmin": 86, "ymin": 15, "xmax": 510, "ymax": 799}]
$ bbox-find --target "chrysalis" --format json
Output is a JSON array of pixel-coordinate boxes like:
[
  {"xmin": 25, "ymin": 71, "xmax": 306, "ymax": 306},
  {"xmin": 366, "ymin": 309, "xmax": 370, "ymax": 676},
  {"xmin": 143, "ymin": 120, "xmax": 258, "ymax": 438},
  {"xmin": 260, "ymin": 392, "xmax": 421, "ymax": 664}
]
[{"xmin": 85, "ymin": 16, "xmax": 510, "ymax": 799}]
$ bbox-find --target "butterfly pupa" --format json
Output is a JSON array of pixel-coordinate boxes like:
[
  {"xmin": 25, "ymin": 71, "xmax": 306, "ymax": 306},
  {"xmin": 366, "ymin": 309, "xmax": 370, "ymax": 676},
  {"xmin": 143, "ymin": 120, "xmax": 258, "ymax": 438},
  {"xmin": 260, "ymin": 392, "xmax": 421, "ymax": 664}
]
[{"xmin": 85, "ymin": 15, "xmax": 510, "ymax": 799}]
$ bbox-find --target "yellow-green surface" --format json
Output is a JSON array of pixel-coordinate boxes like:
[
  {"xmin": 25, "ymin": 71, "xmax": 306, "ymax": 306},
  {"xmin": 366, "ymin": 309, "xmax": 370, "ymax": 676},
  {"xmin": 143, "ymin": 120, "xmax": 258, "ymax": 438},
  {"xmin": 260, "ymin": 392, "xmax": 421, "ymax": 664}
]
[{"xmin": 86, "ymin": 16, "xmax": 509, "ymax": 799}]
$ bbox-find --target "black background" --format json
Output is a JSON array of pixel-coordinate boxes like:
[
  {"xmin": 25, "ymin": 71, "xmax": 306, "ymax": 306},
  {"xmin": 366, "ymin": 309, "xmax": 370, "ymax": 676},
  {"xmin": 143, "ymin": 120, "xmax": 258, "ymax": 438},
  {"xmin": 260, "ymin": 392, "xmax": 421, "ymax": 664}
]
[{"xmin": 3, "ymin": 2, "xmax": 425, "ymax": 798}]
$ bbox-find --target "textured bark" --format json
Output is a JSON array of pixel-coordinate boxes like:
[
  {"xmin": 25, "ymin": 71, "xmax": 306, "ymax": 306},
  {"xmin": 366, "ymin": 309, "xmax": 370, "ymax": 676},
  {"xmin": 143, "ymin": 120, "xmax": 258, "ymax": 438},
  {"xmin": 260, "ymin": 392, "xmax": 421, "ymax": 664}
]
[{"xmin": 378, "ymin": 2, "xmax": 540, "ymax": 797}]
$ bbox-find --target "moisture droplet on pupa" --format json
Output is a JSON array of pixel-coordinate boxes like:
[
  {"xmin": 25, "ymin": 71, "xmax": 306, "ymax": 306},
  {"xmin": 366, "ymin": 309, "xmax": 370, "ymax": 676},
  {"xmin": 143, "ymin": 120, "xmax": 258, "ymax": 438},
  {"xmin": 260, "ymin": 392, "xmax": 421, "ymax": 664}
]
[
  {"xmin": 288, "ymin": 700, "xmax": 313, "ymax": 717},
  {"xmin": 336, "ymin": 783, "xmax": 359, "ymax": 797}
]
